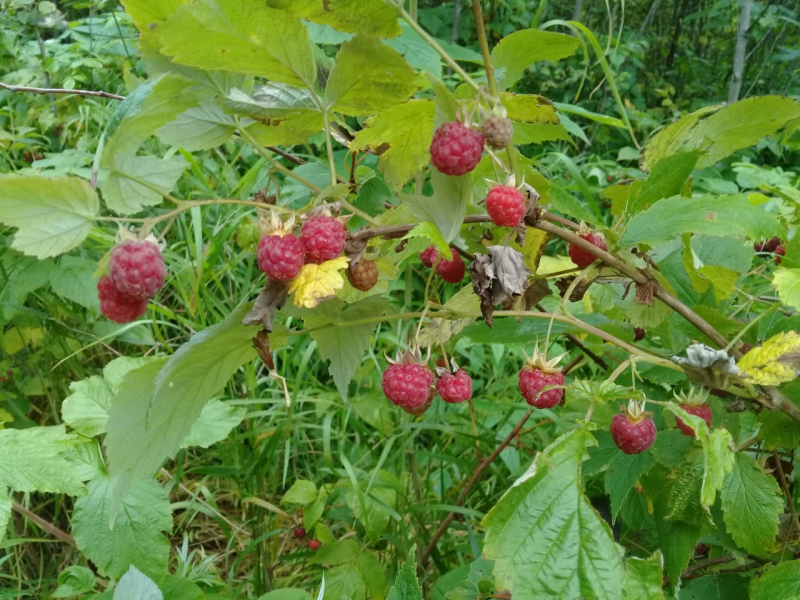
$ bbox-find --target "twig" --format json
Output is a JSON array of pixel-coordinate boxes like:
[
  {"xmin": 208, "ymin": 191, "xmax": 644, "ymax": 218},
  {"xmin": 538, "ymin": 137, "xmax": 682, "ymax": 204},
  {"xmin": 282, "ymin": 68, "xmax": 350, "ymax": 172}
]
[
  {"xmin": 0, "ymin": 81, "xmax": 124, "ymax": 100},
  {"xmin": 773, "ymin": 451, "xmax": 800, "ymax": 536},
  {"xmin": 11, "ymin": 501, "xmax": 75, "ymax": 546}
]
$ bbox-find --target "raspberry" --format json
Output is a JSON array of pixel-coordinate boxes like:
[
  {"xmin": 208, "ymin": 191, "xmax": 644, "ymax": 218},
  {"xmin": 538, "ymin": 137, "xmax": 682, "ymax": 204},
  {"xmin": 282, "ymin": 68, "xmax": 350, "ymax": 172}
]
[
  {"xmin": 634, "ymin": 327, "xmax": 645, "ymax": 342},
  {"xmin": 486, "ymin": 185, "xmax": 525, "ymax": 228},
  {"xmin": 775, "ymin": 245, "xmax": 786, "ymax": 264},
  {"xmin": 97, "ymin": 276, "xmax": 148, "ymax": 324},
  {"xmin": 420, "ymin": 245, "xmax": 438, "ymax": 267},
  {"xmin": 403, "ymin": 389, "xmax": 435, "ymax": 416},
  {"xmin": 257, "ymin": 234, "xmax": 305, "ymax": 281},
  {"xmin": 308, "ymin": 540, "xmax": 321, "ymax": 550},
  {"xmin": 675, "ymin": 404, "xmax": 712, "ymax": 437},
  {"xmin": 347, "ymin": 259, "xmax": 378, "ymax": 291},
  {"xmin": 294, "ymin": 527, "xmax": 306, "ymax": 539},
  {"xmin": 108, "ymin": 240, "xmax": 166, "ymax": 300},
  {"xmin": 519, "ymin": 368, "xmax": 564, "ymax": 408},
  {"xmin": 301, "ymin": 215, "xmax": 346, "ymax": 264},
  {"xmin": 436, "ymin": 248, "xmax": 465, "ymax": 283},
  {"xmin": 481, "ymin": 116, "xmax": 513, "ymax": 150},
  {"xmin": 755, "ymin": 237, "xmax": 781, "ymax": 253},
  {"xmin": 610, "ymin": 411, "xmax": 656, "ymax": 454},
  {"xmin": 740, "ymin": 342, "xmax": 753, "ymax": 354},
  {"xmin": 568, "ymin": 229, "xmax": 607, "ymax": 268},
  {"xmin": 436, "ymin": 369, "xmax": 472, "ymax": 403},
  {"xmin": 606, "ymin": 175, "xmax": 614, "ymax": 183},
  {"xmin": 383, "ymin": 362, "xmax": 434, "ymax": 408},
  {"xmin": 430, "ymin": 121, "xmax": 484, "ymax": 176}
]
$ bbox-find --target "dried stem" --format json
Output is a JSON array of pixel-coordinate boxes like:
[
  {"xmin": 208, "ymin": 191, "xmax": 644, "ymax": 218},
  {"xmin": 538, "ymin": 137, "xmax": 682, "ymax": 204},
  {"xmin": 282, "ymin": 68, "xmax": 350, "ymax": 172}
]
[{"xmin": 12, "ymin": 501, "xmax": 75, "ymax": 546}]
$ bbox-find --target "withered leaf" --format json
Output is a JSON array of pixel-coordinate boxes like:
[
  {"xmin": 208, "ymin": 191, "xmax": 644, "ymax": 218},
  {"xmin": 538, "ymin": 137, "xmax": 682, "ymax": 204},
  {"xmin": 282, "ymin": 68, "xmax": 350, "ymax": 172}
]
[
  {"xmin": 469, "ymin": 253, "xmax": 495, "ymax": 326},
  {"xmin": 241, "ymin": 279, "xmax": 290, "ymax": 331},
  {"xmin": 634, "ymin": 279, "xmax": 657, "ymax": 306}
]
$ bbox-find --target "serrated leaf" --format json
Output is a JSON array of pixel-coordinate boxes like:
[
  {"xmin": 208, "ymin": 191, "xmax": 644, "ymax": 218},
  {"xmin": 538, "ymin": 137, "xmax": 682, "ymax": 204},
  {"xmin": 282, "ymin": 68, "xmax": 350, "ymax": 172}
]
[
  {"xmin": 73, "ymin": 475, "xmax": 171, "ymax": 580},
  {"xmin": 324, "ymin": 564, "xmax": 367, "ymax": 600},
  {"xmin": 113, "ymin": 565, "xmax": 163, "ymax": 600},
  {"xmin": 52, "ymin": 565, "xmax": 97, "ymax": 598},
  {"xmin": 513, "ymin": 121, "xmax": 572, "ymax": 145},
  {"xmin": 522, "ymin": 227, "xmax": 549, "ymax": 273},
  {"xmin": 402, "ymin": 169, "xmax": 469, "ymax": 243},
  {"xmin": 101, "ymin": 154, "xmax": 187, "ymax": 215},
  {"xmin": 282, "ymin": 480, "xmax": 318, "ymax": 506},
  {"xmin": 346, "ymin": 485, "xmax": 395, "ymax": 544},
  {"xmin": 774, "ymin": 267, "xmax": 800, "ymax": 311},
  {"xmin": 357, "ymin": 552, "xmax": 387, "ymax": 600},
  {"xmin": 0, "ymin": 176, "xmax": 99, "ymax": 258},
  {"xmin": 624, "ymin": 552, "xmax": 666, "ymax": 600},
  {"xmin": 385, "ymin": 21, "xmax": 441, "ymax": 76},
  {"xmin": 49, "ymin": 255, "xmax": 100, "ymax": 310},
  {"xmin": 483, "ymin": 428, "xmax": 624, "ymax": 600},
  {"xmin": 304, "ymin": 297, "xmax": 387, "ymax": 400},
  {"xmin": 738, "ymin": 330, "xmax": 800, "ymax": 385},
  {"xmin": 106, "ymin": 305, "xmax": 256, "ymax": 509},
  {"xmin": 679, "ymin": 574, "xmax": 750, "ymax": 599},
  {"xmin": 289, "ymin": 257, "xmax": 349, "ymax": 309},
  {"xmin": 156, "ymin": 103, "xmax": 236, "ymax": 151},
  {"xmin": 326, "ymin": 35, "xmax": 417, "ymax": 116},
  {"xmin": 180, "ymin": 399, "xmax": 246, "ymax": 448},
  {"xmin": 491, "ymin": 30, "xmax": 579, "ymax": 91},
  {"xmin": 224, "ymin": 83, "xmax": 317, "ymax": 118},
  {"xmin": 62, "ymin": 376, "xmax": 113, "ymax": 437},
  {"xmin": 0, "ymin": 487, "xmax": 10, "ymax": 544},
  {"xmin": 721, "ymin": 452, "xmax": 784, "ymax": 556},
  {"xmin": 620, "ymin": 195, "xmax": 781, "ymax": 248},
  {"xmin": 500, "ymin": 93, "xmax": 559, "ymax": 124},
  {"xmin": 750, "ymin": 559, "xmax": 800, "ymax": 599},
  {"xmin": 698, "ymin": 265, "xmax": 738, "ymax": 302},
  {"xmin": 350, "ymin": 100, "xmax": 435, "ymax": 190},
  {"xmin": 277, "ymin": 0, "xmax": 400, "ymax": 38},
  {"xmin": 103, "ymin": 357, "xmax": 153, "ymax": 392},
  {"xmin": 256, "ymin": 590, "xmax": 314, "ymax": 600},
  {"xmin": 310, "ymin": 539, "xmax": 359, "ymax": 565},
  {"xmin": 605, "ymin": 449, "xmax": 655, "ymax": 521},
  {"xmin": 627, "ymin": 151, "xmax": 701, "ymax": 215},
  {"xmin": 387, "ymin": 546, "xmax": 422, "ymax": 600},
  {"xmin": 0, "ymin": 426, "xmax": 85, "ymax": 495},
  {"xmin": 156, "ymin": 0, "xmax": 316, "ymax": 88}
]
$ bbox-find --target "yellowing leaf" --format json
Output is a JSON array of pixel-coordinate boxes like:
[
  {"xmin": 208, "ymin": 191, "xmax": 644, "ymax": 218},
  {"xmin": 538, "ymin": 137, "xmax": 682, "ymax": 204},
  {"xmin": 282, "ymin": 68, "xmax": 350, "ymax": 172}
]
[
  {"xmin": 738, "ymin": 331, "xmax": 800, "ymax": 385},
  {"xmin": 522, "ymin": 227, "xmax": 549, "ymax": 273},
  {"xmin": 290, "ymin": 258, "xmax": 349, "ymax": 308},
  {"xmin": 698, "ymin": 265, "xmax": 738, "ymax": 302},
  {"xmin": 3, "ymin": 327, "xmax": 45, "ymax": 355},
  {"xmin": 774, "ymin": 268, "xmax": 800, "ymax": 311}
]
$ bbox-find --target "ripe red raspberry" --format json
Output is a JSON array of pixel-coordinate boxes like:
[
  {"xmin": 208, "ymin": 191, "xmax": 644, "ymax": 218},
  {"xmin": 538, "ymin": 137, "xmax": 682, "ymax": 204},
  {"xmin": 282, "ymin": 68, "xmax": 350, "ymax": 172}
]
[
  {"xmin": 347, "ymin": 259, "xmax": 378, "ymax": 291},
  {"xmin": 481, "ymin": 116, "xmax": 513, "ymax": 150},
  {"xmin": 308, "ymin": 539, "xmax": 321, "ymax": 551},
  {"xmin": 610, "ymin": 410, "xmax": 656, "ymax": 455},
  {"xmin": 420, "ymin": 245, "xmax": 438, "ymax": 267},
  {"xmin": 675, "ymin": 404, "xmax": 712, "ymax": 437},
  {"xmin": 403, "ymin": 389, "xmax": 435, "ymax": 416},
  {"xmin": 634, "ymin": 327, "xmax": 645, "ymax": 342},
  {"xmin": 383, "ymin": 362, "xmax": 434, "ymax": 408},
  {"xmin": 519, "ymin": 368, "xmax": 564, "ymax": 408},
  {"xmin": 97, "ymin": 276, "xmax": 148, "ymax": 324},
  {"xmin": 486, "ymin": 185, "xmax": 525, "ymax": 228},
  {"xmin": 755, "ymin": 237, "xmax": 781, "ymax": 253},
  {"xmin": 436, "ymin": 369, "xmax": 472, "ymax": 403},
  {"xmin": 109, "ymin": 240, "xmax": 166, "ymax": 300},
  {"xmin": 569, "ymin": 228, "xmax": 607, "ymax": 268},
  {"xmin": 257, "ymin": 234, "xmax": 305, "ymax": 281},
  {"xmin": 775, "ymin": 245, "xmax": 786, "ymax": 264},
  {"xmin": 294, "ymin": 527, "xmax": 307, "ymax": 539},
  {"xmin": 430, "ymin": 121, "xmax": 484, "ymax": 176},
  {"xmin": 301, "ymin": 215, "xmax": 346, "ymax": 264},
  {"xmin": 606, "ymin": 175, "xmax": 614, "ymax": 183},
  {"xmin": 436, "ymin": 248, "xmax": 465, "ymax": 283}
]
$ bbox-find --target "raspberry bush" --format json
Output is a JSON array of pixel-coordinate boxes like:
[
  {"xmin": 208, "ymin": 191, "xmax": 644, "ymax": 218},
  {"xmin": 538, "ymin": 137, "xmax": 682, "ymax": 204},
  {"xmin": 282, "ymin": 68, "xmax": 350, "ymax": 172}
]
[{"xmin": 1, "ymin": 1, "xmax": 799, "ymax": 599}]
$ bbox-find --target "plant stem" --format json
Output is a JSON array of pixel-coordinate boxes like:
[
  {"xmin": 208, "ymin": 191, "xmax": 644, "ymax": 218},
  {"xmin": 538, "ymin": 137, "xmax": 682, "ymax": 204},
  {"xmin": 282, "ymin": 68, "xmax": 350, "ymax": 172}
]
[
  {"xmin": 322, "ymin": 110, "xmax": 338, "ymax": 187},
  {"xmin": 237, "ymin": 127, "xmax": 322, "ymax": 193},
  {"xmin": 471, "ymin": 0, "xmax": 498, "ymax": 97},
  {"xmin": 12, "ymin": 501, "xmax": 75, "ymax": 546}
]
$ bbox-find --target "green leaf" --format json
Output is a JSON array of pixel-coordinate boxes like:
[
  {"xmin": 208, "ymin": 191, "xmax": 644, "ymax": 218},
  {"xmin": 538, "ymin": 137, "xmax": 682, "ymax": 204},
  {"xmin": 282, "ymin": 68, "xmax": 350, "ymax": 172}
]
[
  {"xmin": 549, "ymin": 184, "xmax": 601, "ymax": 226},
  {"xmin": 620, "ymin": 195, "xmax": 781, "ymax": 248},
  {"xmin": 513, "ymin": 121, "xmax": 572, "ymax": 145},
  {"xmin": 642, "ymin": 97, "xmax": 800, "ymax": 170},
  {"xmin": 310, "ymin": 539, "xmax": 360, "ymax": 565},
  {"xmin": 73, "ymin": 475, "xmax": 171, "ymax": 580},
  {"xmin": 759, "ymin": 400, "xmax": 800, "ymax": 451},
  {"xmin": 604, "ymin": 446, "xmax": 655, "ymax": 520},
  {"xmin": 0, "ymin": 176, "xmax": 99, "ymax": 259},
  {"xmin": 0, "ymin": 426, "xmax": 85, "ymax": 495},
  {"xmin": 106, "ymin": 305, "xmax": 256, "ymax": 509},
  {"xmin": 720, "ymin": 453, "xmax": 783, "ymax": 556},
  {"xmin": 624, "ymin": 552, "xmax": 665, "ymax": 600},
  {"xmin": 62, "ymin": 376, "xmax": 113, "ymax": 438},
  {"xmin": 491, "ymin": 30, "xmax": 580, "ymax": 91},
  {"xmin": 385, "ymin": 22, "xmax": 441, "ymax": 76},
  {"xmin": 627, "ymin": 151, "xmax": 701, "ymax": 215},
  {"xmin": 49, "ymin": 256, "xmax": 100, "ymax": 310},
  {"xmin": 0, "ymin": 487, "xmax": 11, "ymax": 544},
  {"xmin": 157, "ymin": 0, "xmax": 317, "ymax": 88},
  {"xmin": 256, "ymin": 590, "xmax": 314, "ymax": 600},
  {"xmin": 483, "ymin": 428, "xmax": 624, "ymax": 600},
  {"xmin": 387, "ymin": 546, "xmax": 422, "ymax": 600},
  {"xmin": 53, "ymin": 566, "xmax": 97, "ymax": 598},
  {"xmin": 346, "ymin": 484, "xmax": 395, "ymax": 544},
  {"xmin": 774, "ymin": 268, "xmax": 800, "ymax": 311},
  {"xmin": 103, "ymin": 357, "xmax": 154, "ymax": 392},
  {"xmin": 357, "ymin": 552, "xmax": 387, "ymax": 600},
  {"xmin": 679, "ymin": 574, "xmax": 750, "ymax": 599},
  {"xmin": 180, "ymin": 399, "xmax": 246, "ymax": 448},
  {"xmin": 112, "ymin": 566, "xmax": 163, "ymax": 600},
  {"xmin": 277, "ymin": 0, "xmax": 401, "ymax": 38},
  {"xmin": 325, "ymin": 35, "xmax": 417, "ymax": 116},
  {"xmin": 650, "ymin": 430, "xmax": 693, "ymax": 469},
  {"xmin": 402, "ymin": 169, "xmax": 470, "ymax": 244},
  {"xmin": 304, "ymin": 297, "xmax": 387, "ymax": 400},
  {"xmin": 282, "ymin": 479, "xmax": 318, "ymax": 506},
  {"xmin": 350, "ymin": 100, "xmax": 435, "ymax": 190},
  {"xmin": 750, "ymin": 560, "xmax": 800, "ymax": 600},
  {"xmin": 101, "ymin": 154, "xmax": 187, "ymax": 215},
  {"xmin": 324, "ymin": 564, "xmax": 367, "ymax": 600},
  {"xmin": 158, "ymin": 575, "xmax": 204, "ymax": 600},
  {"xmin": 501, "ymin": 93, "xmax": 559, "ymax": 124},
  {"xmin": 156, "ymin": 103, "xmax": 237, "ymax": 151}
]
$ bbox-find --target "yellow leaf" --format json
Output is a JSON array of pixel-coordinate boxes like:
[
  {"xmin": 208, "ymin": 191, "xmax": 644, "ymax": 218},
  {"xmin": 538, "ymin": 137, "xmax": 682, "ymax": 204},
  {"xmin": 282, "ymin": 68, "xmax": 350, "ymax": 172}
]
[
  {"xmin": 3, "ymin": 327, "xmax": 45, "ymax": 355},
  {"xmin": 289, "ymin": 257, "xmax": 349, "ymax": 308},
  {"xmin": 738, "ymin": 331, "xmax": 800, "ymax": 385}
]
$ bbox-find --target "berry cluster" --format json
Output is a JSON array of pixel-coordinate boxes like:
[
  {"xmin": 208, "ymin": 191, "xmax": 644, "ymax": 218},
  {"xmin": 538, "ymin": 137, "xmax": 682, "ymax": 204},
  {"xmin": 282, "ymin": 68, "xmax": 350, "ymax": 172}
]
[
  {"xmin": 382, "ymin": 351, "xmax": 472, "ymax": 416},
  {"xmin": 98, "ymin": 240, "xmax": 166, "ymax": 324},
  {"xmin": 754, "ymin": 237, "xmax": 786, "ymax": 264},
  {"xmin": 418, "ymin": 245, "xmax": 466, "ymax": 283}
]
